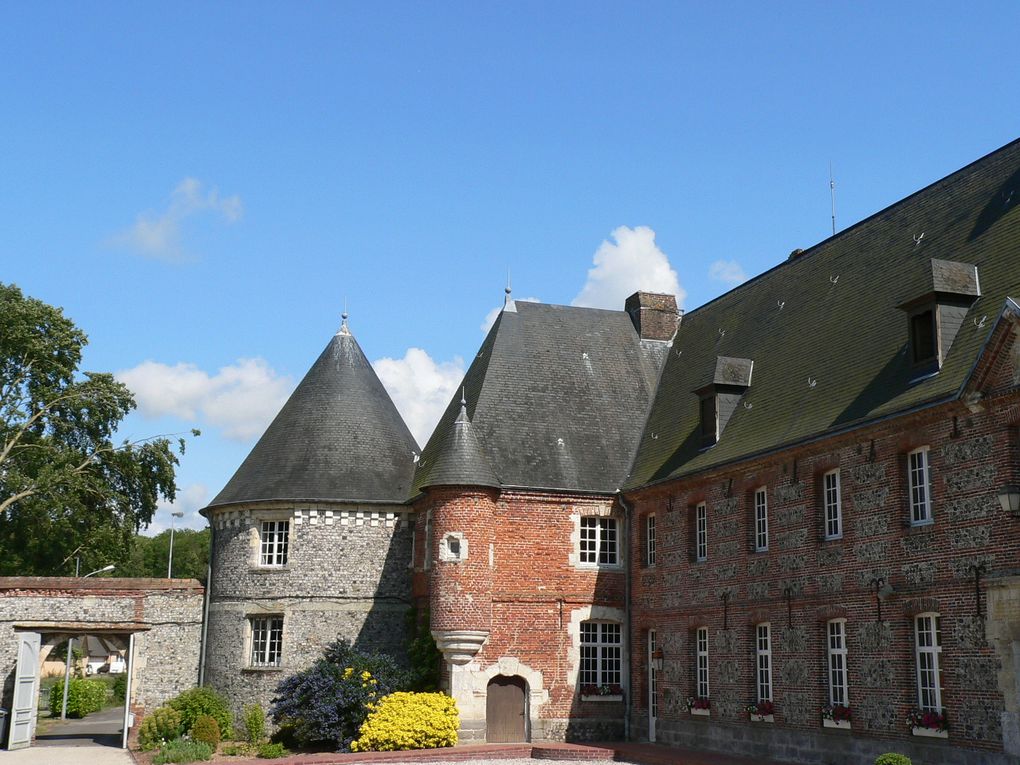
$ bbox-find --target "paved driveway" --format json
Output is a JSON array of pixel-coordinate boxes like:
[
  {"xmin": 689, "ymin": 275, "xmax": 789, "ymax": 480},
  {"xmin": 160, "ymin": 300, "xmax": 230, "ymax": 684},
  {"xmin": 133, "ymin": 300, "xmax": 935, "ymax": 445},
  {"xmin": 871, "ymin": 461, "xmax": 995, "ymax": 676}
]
[
  {"xmin": 4, "ymin": 707, "xmax": 131, "ymax": 764},
  {"xmin": 2, "ymin": 745, "xmax": 133, "ymax": 764}
]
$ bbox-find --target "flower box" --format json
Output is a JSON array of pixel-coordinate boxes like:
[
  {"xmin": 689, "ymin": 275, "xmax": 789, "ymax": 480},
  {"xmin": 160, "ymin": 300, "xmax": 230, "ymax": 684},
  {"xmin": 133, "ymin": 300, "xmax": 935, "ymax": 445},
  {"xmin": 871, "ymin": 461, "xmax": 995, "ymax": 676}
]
[
  {"xmin": 823, "ymin": 718, "xmax": 851, "ymax": 729},
  {"xmin": 746, "ymin": 700, "xmax": 774, "ymax": 722},
  {"xmin": 580, "ymin": 683, "xmax": 623, "ymax": 702},
  {"xmin": 912, "ymin": 726, "xmax": 948, "ymax": 738},
  {"xmin": 907, "ymin": 708, "xmax": 948, "ymax": 738},
  {"xmin": 750, "ymin": 713, "xmax": 774, "ymax": 723},
  {"xmin": 581, "ymin": 694, "xmax": 623, "ymax": 702},
  {"xmin": 692, "ymin": 708, "xmax": 711, "ymax": 717}
]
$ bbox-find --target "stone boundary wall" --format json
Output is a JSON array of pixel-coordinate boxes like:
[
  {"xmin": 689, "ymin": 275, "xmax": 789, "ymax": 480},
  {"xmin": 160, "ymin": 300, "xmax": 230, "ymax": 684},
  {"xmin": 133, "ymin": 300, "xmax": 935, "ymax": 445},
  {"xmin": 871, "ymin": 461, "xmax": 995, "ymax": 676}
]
[{"xmin": 0, "ymin": 577, "xmax": 204, "ymax": 739}]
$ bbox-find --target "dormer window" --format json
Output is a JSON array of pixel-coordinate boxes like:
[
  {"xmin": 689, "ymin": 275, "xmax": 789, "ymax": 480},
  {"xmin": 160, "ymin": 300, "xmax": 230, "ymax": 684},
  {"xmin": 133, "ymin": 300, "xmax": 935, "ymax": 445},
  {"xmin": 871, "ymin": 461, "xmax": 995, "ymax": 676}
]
[
  {"xmin": 695, "ymin": 356, "xmax": 752, "ymax": 448},
  {"xmin": 910, "ymin": 308, "xmax": 937, "ymax": 365},
  {"xmin": 699, "ymin": 395, "xmax": 718, "ymax": 446},
  {"xmin": 899, "ymin": 259, "xmax": 979, "ymax": 375}
]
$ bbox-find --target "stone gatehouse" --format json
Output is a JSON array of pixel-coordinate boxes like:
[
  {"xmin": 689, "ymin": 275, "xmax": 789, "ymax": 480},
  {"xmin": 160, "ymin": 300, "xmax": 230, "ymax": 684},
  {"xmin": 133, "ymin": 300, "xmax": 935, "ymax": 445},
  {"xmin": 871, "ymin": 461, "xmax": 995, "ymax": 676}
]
[{"xmin": 0, "ymin": 577, "xmax": 203, "ymax": 748}]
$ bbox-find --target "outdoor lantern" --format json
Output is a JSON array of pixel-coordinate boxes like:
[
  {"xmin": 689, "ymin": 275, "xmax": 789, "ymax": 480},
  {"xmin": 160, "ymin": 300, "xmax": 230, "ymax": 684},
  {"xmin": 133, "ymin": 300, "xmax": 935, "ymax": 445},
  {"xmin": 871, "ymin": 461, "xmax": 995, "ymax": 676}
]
[{"xmin": 997, "ymin": 485, "xmax": 1020, "ymax": 516}]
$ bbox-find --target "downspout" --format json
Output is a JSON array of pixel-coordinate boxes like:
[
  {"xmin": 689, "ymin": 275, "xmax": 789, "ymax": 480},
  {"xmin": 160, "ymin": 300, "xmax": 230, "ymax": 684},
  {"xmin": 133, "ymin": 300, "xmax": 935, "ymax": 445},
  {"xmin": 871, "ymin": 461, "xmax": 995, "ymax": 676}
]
[
  {"xmin": 617, "ymin": 492, "xmax": 633, "ymax": 741},
  {"xmin": 198, "ymin": 522, "xmax": 214, "ymax": 686}
]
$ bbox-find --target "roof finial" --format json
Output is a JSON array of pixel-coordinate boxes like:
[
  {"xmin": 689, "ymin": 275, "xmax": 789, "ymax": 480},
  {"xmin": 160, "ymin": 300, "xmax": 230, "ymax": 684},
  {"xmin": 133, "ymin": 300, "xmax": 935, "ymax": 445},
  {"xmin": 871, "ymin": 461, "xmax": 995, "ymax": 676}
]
[
  {"xmin": 338, "ymin": 298, "xmax": 350, "ymax": 336},
  {"xmin": 503, "ymin": 268, "xmax": 517, "ymax": 312},
  {"xmin": 455, "ymin": 387, "xmax": 470, "ymax": 423}
]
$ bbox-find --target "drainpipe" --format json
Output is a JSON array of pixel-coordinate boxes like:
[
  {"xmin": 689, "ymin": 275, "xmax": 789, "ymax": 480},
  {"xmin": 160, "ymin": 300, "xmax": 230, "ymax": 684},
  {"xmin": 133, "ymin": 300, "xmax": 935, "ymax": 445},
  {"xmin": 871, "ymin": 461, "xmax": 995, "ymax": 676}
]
[
  {"xmin": 617, "ymin": 492, "xmax": 633, "ymax": 742},
  {"xmin": 198, "ymin": 524, "xmax": 214, "ymax": 686}
]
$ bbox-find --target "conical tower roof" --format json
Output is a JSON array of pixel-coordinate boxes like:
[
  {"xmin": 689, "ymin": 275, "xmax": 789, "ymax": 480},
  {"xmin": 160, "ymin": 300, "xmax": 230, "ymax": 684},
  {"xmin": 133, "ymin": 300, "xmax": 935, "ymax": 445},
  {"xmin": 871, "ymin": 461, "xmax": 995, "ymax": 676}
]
[
  {"xmin": 207, "ymin": 320, "xmax": 419, "ymax": 509},
  {"xmin": 418, "ymin": 394, "xmax": 499, "ymax": 491}
]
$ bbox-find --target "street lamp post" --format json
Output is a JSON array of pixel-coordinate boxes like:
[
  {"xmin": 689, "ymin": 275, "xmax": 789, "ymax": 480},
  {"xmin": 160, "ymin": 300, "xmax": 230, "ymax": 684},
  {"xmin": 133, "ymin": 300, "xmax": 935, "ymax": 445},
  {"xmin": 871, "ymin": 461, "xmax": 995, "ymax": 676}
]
[
  {"xmin": 61, "ymin": 564, "xmax": 115, "ymax": 719},
  {"xmin": 168, "ymin": 511, "xmax": 185, "ymax": 578}
]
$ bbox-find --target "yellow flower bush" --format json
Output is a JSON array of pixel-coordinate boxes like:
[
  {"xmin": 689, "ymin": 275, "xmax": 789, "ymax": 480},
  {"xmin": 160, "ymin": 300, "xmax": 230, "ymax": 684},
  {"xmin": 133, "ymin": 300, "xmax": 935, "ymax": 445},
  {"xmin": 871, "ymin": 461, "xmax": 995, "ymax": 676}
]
[{"xmin": 350, "ymin": 692, "xmax": 458, "ymax": 752}]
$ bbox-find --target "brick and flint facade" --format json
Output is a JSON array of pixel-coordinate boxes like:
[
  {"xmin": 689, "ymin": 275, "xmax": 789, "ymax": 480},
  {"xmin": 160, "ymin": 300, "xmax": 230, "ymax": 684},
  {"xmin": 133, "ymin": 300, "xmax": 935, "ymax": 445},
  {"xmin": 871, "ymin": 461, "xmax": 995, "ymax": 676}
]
[{"xmin": 202, "ymin": 139, "xmax": 1020, "ymax": 763}]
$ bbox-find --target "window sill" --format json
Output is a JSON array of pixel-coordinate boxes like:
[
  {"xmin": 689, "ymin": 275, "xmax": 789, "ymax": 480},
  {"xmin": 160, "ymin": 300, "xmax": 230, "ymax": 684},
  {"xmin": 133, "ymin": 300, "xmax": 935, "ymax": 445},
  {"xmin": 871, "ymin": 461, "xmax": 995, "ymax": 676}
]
[
  {"xmin": 911, "ymin": 726, "xmax": 947, "ymax": 739},
  {"xmin": 823, "ymin": 535, "xmax": 843, "ymax": 542},
  {"xmin": 581, "ymin": 694, "xmax": 623, "ymax": 702},
  {"xmin": 249, "ymin": 566, "xmax": 287, "ymax": 574},
  {"xmin": 749, "ymin": 714, "xmax": 774, "ymax": 723},
  {"xmin": 691, "ymin": 708, "xmax": 711, "ymax": 717},
  {"xmin": 908, "ymin": 519, "xmax": 934, "ymax": 529},
  {"xmin": 576, "ymin": 564, "xmax": 624, "ymax": 572},
  {"xmin": 242, "ymin": 666, "xmax": 284, "ymax": 673},
  {"xmin": 822, "ymin": 718, "xmax": 851, "ymax": 730}
]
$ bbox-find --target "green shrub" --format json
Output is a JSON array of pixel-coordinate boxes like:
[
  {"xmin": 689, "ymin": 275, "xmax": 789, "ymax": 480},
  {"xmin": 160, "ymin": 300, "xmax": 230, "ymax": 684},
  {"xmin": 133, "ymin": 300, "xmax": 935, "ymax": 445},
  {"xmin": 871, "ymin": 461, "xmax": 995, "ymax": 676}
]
[
  {"xmin": 257, "ymin": 742, "xmax": 288, "ymax": 759},
  {"xmin": 190, "ymin": 714, "xmax": 221, "ymax": 749},
  {"xmin": 243, "ymin": 703, "xmax": 267, "ymax": 744},
  {"xmin": 350, "ymin": 691, "xmax": 458, "ymax": 751},
  {"xmin": 167, "ymin": 686, "xmax": 232, "ymax": 738},
  {"xmin": 875, "ymin": 756, "xmax": 912, "ymax": 765},
  {"xmin": 47, "ymin": 678, "xmax": 107, "ymax": 718},
  {"xmin": 138, "ymin": 707, "xmax": 183, "ymax": 751},
  {"xmin": 271, "ymin": 638, "xmax": 410, "ymax": 750},
  {"xmin": 112, "ymin": 674, "xmax": 128, "ymax": 703},
  {"xmin": 153, "ymin": 737, "xmax": 214, "ymax": 764},
  {"xmin": 221, "ymin": 742, "xmax": 256, "ymax": 756}
]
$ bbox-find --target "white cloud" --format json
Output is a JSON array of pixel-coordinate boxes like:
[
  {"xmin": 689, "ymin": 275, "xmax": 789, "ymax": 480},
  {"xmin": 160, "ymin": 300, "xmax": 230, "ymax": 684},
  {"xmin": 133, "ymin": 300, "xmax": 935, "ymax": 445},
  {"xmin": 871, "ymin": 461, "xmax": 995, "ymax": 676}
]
[
  {"xmin": 572, "ymin": 225, "xmax": 684, "ymax": 309},
  {"xmin": 110, "ymin": 177, "xmax": 243, "ymax": 262},
  {"xmin": 117, "ymin": 358, "xmax": 293, "ymax": 440},
  {"xmin": 373, "ymin": 348, "xmax": 465, "ymax": 447},
  {"xmin": 144, "ymin": 483, "xmax": 209, "ymax": 536},
  {"xmin": 709, "ymin": 259, "xmax": 748, "ymax": 287},
  {"xmin": 480, "ymin": 296, "xmax": 541, "ymax": 333}
]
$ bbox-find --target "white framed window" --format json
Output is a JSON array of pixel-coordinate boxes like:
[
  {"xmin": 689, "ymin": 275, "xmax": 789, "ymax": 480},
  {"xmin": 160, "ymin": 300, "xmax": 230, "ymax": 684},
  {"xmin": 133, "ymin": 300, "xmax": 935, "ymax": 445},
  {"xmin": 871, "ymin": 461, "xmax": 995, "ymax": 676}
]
[
  {"xmin": 915, "ymin": 613, "xmax": 943, "ymax": 711},
  {"xmin": 827, "ymin": 619, "xmax": 848, "ymax": 706},
  {"xmin": 756, "ymin": 623, "xmax": 772, "ymax": 702},
  {"xmin": 580, "ymin": 621, "xmax": 622, "ymax": 688},
  {"xmin": 696, "ymin": 626, "xmax": 710, "ymax": 699},
  {"xmin": 695, "ymin": 502, "xmax": 708, "ymax": 562},
  {"xmin": 423, "ymin": 510, "xmax": 432, "ymax": 570},
  {"xmin": 645, "ymin": 514, "xmax": 656, "ymax": 566},
  {"xmin": 824, "ymin": 469, "xmax": 842, "ymax": 540},
  {"xmin": 249, "ymin": 616, "xmax": 283, "ymax": 667},
  {"xmin": 259, "ymin": 520, "xmax": 289, "ymax": 566},
  {"xmin": 908, "ymin": 447, "xmax": 933, "ymax": 525},
  {"xmin": 754, "ymin": 488, "xmax": 768, "ymax": 552},
  {"xmin": 580, "ymin": 517, "xmax": 619, "ymax": 565}
]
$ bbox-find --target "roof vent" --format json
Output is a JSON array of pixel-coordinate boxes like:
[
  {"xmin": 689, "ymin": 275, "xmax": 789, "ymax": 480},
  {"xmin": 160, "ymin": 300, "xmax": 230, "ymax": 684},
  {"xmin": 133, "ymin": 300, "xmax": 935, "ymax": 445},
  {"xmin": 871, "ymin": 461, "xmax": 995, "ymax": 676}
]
[{"xmin": 625, "ymin": 291, "xmax": 680, "ymax": 341}]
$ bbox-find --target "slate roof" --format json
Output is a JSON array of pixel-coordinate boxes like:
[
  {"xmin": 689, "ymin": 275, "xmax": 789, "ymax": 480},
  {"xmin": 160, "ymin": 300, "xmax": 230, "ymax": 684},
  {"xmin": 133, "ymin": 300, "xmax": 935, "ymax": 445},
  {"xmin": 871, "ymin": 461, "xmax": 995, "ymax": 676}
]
[
  {"xmin": 207, "ymin": 326, "xmax": 419, "ymax": 509},
  {"xmin": 414, "ymin": 301, "xmax": 669, "ymax": 495},
  {"xmin": 628, "ymin": 138, "xmax": 1020, "ymax": 488},
  {"xmin": 417, "ymin": 398, "xmax": 500, "ymax": 490}
]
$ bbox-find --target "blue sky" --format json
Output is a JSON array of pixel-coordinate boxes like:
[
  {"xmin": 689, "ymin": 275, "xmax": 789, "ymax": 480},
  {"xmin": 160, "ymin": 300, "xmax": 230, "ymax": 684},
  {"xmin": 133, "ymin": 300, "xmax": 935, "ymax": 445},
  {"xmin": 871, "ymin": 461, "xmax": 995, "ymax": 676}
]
[{"xmin": 3, "ymin": 2, "xmax": 1019, "ymax": 533}]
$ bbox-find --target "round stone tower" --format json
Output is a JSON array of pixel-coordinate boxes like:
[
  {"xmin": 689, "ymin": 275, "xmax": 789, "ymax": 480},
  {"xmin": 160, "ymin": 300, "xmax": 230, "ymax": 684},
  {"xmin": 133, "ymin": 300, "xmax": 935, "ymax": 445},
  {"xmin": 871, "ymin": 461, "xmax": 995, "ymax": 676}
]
[{"xmin": 200, "ymin": 316, "xmax": 419, "ymax": 720}]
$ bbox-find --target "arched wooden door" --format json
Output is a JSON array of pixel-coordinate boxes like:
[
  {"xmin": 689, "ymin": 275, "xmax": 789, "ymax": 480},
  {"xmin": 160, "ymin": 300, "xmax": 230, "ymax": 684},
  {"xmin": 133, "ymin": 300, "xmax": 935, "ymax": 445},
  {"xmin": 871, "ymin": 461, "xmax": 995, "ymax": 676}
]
[{"xmin": 486, "ymin": 675, "xmax": 527, "ymax": 742}]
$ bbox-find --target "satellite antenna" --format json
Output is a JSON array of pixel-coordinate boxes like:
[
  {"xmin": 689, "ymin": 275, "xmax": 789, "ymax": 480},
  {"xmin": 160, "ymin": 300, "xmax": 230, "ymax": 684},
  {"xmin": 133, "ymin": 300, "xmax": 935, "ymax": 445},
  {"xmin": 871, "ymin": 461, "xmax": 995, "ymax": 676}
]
[{"xmin": 829, "ymin": 161, "xmax": 837, "ymax": 236}]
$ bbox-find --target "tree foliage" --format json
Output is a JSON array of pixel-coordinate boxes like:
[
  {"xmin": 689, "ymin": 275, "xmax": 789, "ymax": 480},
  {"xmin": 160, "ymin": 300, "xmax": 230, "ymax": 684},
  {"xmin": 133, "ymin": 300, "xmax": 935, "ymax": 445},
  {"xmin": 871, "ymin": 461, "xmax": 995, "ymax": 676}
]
[
  {"xmin": 120, "ymin": 527, "xmax": 211, "ymax": 582},
  {"xmin": 0, "ymin": 283, "xmax": 187, "ymax": 575}
]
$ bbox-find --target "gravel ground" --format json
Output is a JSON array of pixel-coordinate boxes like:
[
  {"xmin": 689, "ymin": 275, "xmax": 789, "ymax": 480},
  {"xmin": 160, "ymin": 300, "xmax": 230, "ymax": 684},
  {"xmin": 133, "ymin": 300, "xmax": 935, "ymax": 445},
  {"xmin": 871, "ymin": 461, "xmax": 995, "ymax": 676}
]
[{"xmin": 415, "ymin": 761, "xmax": 641, "ymax": 764}]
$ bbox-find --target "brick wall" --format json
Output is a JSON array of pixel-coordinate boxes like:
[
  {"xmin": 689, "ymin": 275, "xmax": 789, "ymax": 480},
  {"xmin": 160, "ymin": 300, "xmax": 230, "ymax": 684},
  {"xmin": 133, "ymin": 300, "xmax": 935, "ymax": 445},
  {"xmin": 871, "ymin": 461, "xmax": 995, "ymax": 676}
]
[{"xmin": 627, "ymin": 393, "xmax": 1020, "ymax": 763}]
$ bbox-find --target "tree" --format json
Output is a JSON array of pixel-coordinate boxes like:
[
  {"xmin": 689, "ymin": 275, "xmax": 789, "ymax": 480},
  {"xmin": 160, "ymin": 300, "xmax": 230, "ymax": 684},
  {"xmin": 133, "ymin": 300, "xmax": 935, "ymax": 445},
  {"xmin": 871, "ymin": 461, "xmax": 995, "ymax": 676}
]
[
  {"xmin": 120, "ymin": 527, "xmax": 211, "ymax": 582},
  {"xmin": 0, "ymin": 283, "xmax": 189, "ymax": 575}
]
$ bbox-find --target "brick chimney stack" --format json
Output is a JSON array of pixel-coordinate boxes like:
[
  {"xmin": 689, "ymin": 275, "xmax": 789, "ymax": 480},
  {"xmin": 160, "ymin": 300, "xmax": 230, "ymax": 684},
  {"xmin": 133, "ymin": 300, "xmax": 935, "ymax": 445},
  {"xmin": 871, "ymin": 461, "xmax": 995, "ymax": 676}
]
[{"xmin": 625, "ymin": 291, "xmax": 681, "ymax": 341}]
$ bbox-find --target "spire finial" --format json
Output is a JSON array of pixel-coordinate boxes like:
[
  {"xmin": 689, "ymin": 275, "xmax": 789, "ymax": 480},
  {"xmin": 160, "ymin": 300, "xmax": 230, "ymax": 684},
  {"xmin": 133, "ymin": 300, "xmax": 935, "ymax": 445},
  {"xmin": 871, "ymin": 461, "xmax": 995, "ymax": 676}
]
[
  {"xmin": 461, "ymin": 386, "xmax": 467, "ymax": 407},
  {"xmin": 455, "ymin": 387, "xmax": 470, "ymax": 423},
  {"xmin": 503, "ymin": 269, "xmax": 517, "ymax": 312},
  {"xmin": 338, "ymin": 299, "xmax": 350, "ymax": 336}
]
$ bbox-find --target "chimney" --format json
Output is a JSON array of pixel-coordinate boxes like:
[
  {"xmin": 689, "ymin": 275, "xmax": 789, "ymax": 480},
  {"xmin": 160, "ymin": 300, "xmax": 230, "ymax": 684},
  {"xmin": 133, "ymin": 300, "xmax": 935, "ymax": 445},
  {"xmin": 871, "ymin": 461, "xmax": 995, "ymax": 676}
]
[{"xmin": 625, "ymin": 291, "xmax": 681, "ymax": 341}]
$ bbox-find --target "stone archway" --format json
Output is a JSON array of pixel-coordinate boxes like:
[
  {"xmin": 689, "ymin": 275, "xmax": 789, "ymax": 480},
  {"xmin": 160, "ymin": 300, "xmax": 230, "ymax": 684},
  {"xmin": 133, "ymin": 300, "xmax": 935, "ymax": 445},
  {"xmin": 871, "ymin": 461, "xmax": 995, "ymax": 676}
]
[{"xmin": 449, "ymin": 656, "xmax": 549, "ymax": 743}]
